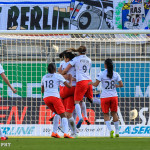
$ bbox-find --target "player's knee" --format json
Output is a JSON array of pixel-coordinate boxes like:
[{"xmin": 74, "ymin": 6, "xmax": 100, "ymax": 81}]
[{"xmin": 59, "ymin": 113, "xmax": 66, "ymax": 118}]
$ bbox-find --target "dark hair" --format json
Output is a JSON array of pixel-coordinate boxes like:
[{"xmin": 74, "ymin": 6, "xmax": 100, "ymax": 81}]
[
  {"xmin": 105, "ymin": 59, "xmax": 113, "ymax": 79},
  {"xmin": 76, "ymin": 46, "xmax": 86, "ymax": 54},
  {"xmin": 59, "ymin": 50, "xmax": 67, "ymax": 59},
  {"xmin": 47, "ymin": 63, "xmax": 56, "ymax": 74},
  {"xmin": 64, "ymin": 52, "xmax": 76, "ymax": 60},
  {"xmin": 59, "ymin": 48, "xmax": 76, "ymax": 59}
]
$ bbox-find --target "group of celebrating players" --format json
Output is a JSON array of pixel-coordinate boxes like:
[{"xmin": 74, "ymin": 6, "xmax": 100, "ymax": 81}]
[
  {"xmin": 41, "ymin": 46, "xmax": 123, "ymax": 138},
  {"xmin": 0, "ymin": 45, "xmax": 123, "ymax": 140}
]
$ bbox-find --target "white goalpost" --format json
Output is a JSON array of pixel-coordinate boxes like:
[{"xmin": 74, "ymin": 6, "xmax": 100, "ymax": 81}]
[{"xmin": 0, "ymin": 30, "xmax": 150, "ymax": 137}]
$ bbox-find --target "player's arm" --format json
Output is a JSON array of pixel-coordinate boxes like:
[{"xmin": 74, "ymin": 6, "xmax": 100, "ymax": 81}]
[
  {"xmin": 61, "ymin": 64, "xmax": 72, "ymax": 75},
  {"xmin": 58, "ymin": 66, "xmax": 62, "ymax": 74},
  {"xmin": 0, "ymin": 73, "xmax": 17, "ymax": 93},
  {"xmin": 115, "ymin": 80, "xmax": 123, "ymax": 88},
  {"xmin": 88, "ymin": 80, "xmax": 100, "ymax": 87},
  {"xmin": 41, "ymin": 85, "xmax": 44, "ymax": 93},
  {"xmin": 115, "ymin": 73, "xmax": 123, "ymax": 88}
]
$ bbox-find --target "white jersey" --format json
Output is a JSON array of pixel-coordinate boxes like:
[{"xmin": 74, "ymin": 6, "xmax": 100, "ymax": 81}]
[
  {"xmin": 0, "ymin": 64, "xmax": 4, "ymax": 74},
  {"xmin": 70, "ymin": 55, "xmax": 91, "ymax": 82},
  {"xmin": 96, "ymin": 69, "xmax": 122, "ymax": 98},
  {"xmin": 60, "ymin": 61, "xmax": 76, "ymax": 86},
  {"xmin": 41, "ymin": 73, "xmax": 66, "ymax": 98}
]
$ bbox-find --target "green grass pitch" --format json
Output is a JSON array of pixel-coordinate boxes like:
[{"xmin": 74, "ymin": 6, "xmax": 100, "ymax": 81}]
[{"xmin": 0, "ymin": 137, "xmax": 150, "ymax": 150}]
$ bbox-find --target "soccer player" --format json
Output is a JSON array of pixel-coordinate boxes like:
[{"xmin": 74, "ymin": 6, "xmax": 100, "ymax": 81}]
[
  {"xmin": 59, "ymin": 51, "xmax": 77, "ymax": 136},
  {"xmin": 0, "ymin": 64, "xmax": 17, "ymax": 141},
  {"xmin": 41, "ymin": 63, "xmax": 73, "ymax": 138},
  {"xmin": 88, "ymin": 59, "xmax": 123, "ymax": 138},
  {"xmin": 62, "ymin": 46, "xmax": 100, "ymax": 128}
]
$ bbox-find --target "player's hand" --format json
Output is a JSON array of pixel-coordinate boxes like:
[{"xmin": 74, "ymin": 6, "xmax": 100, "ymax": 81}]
[
  {"xmin": 68, "ymin": 74, "xmax": 72, "ymax": 82},
  {"xmin": 88, "ymin": 82, "xmax": 93, "ymax": 85},
  {"xmin": 115, "ymin": 84, "xmax": 119, "ymax": 88},
  {"xmin": 12, "ymin": 88, "xmax": 17, "ymax": 93}
]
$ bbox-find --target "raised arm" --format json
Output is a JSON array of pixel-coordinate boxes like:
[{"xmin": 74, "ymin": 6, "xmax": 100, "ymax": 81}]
[
  {"xmin": 88, "ymin": 80, "xmax": 100, "ymax": 87},
  {"xmin": 1, "ymin": 73, "xmax": 17, "ymax": 93}
]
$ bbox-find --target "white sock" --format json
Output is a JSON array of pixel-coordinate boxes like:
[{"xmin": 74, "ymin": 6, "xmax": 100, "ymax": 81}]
[
  {"xmin": 81, "ymin": 102, "xmax": 87, "ymax": 118},
  {"xmin": 68, "ymin": 117, "xmax": 76, "ymax": 134},
  {"xmin": 53, "ymin": 114, "xmax": 60, "ymax": 133},
  {"xmin": 62, "ymin": 118, "xmax": 69, "ymax": 134},
  {"xmin": 114, "ymin": 121, "xmax": 119, "ymax": 134},
  {"xmin": 75, "ymin": 104, "xmax": 83, "ymax": 120},
  {"xmin": 0, "ymin": 126, "xmax": 4, "ymax": 137},
  {"xmin": 93, "ymin": 98, "xmax": 101, "ymax": 105},
  {"xmin": 105, "ymin": 121, "xmax": 112, "ymax": 132},
  {"xmin": 73, "ymin": 110, "xmax": 77, "ymax": 121}
]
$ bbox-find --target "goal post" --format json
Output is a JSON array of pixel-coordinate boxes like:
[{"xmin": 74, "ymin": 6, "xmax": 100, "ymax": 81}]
[{"xmin": 0, "ymin": 30, "xmax": 150, "ymax": 137}]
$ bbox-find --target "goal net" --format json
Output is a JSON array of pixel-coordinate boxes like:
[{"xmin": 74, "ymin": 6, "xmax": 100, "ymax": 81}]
[{"xmin": 0, "ymin": 30, "xmax": 150, "ymax": 137}]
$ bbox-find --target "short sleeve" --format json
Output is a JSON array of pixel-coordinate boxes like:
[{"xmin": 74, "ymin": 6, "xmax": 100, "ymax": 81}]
[
  {"xmin": 59, "ymin": 61, "xmax": 64, "ymax": 68},
  {"xmin": 96, "ymin": 72, "xmax": 102, "ymax": 82},
  {"xmin": 58, "ymin": 74, "xmax": 66, "ymax": 83},
  {"xmin": 70, "ymin": 57, "xmax": 77, "ymax": 66},
  {"xmin": 41, "ymin": 77, "xmax": 44, "ymax": 86},
  {"xmin": 0, "ymin": 64, "xmax": 4, "ymax": 74},
  {"xmin": 116, "ymin": 73, "xmax": 122, "ymax": 82}
]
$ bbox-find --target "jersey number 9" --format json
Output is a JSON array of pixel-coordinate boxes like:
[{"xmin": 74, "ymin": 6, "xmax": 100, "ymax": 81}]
[{"xmin": 83, "ymin": 65, "xmax": 87, "ymax": 73}]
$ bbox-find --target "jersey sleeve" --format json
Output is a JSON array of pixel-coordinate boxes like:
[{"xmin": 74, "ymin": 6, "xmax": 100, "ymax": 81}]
[
  {"xmin": 96, "ymin": 72, "xmax": 102, "ymax": 82},
  {"xmin": 69, "ymin": 57, "xmax": 77, "ymax": 66},
  {"xmin": 41, "ymin": 77, "xmax": 44, "ymax": 86},
  {"xmin": 59, "ymin": 61, "xmax": 64, "ymax": 68},
  {"xmin": 58, "ymin": 74, "xmax": 66, "ymax": 83},
  {"xmin": 116, "ymin": 73, "xmax": 122, "ymax": 82},
  {"xmin": 0, "ymin": 64, "xmax": 4, "ymax": 74}
]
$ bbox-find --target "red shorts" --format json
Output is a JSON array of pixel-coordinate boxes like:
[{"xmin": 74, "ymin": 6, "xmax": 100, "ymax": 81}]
[
  {"xmin": 101, "ymin": 96, "xmax": 118, "ymax": 113},
  {"xmin": 60, "ymin": 86, "xmax": 75, "ymax": 99},
  {"xmin": 43, "ymin": 96, "xmax": 65, "ymax": 114},
  {"xmin": 63, "ymin": 96, "xmax": 75, "ymax": 113},
  {"xmin": 74, "ymin": 80, "xmax": 93, "ymax": 101}
]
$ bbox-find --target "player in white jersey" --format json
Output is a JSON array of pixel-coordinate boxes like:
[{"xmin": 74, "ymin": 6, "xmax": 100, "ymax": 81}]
[
  {"xmin": 0, "ymin": 64, "xmax": 17, "ymax": 141},
  {"xmin": 41, "ymin": 63, "xmax": 73, "ymax": 138},
  {"xmin": 62, "ymin": 46, "xmax": 100, "ymax": 128},
  {"xmin": 89, "ymin": 59, "xmax": 123, "ymax": 138}
]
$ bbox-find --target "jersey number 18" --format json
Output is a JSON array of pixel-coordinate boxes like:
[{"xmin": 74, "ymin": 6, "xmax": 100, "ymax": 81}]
[{"xmin": 45, "ymin": 80, "xmax": 54, "ymax": 88}]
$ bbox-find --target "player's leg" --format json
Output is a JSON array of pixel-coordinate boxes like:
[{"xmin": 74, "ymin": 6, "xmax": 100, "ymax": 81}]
[
  {"xmin": 111, "ymin": 97, "xmax": 119, "ymax": 137},
  {"xmin": 43, "ymin": 100, "xmax": 61, "ymax": 138},
  {"xmin": 80, "ymin": 101, "xmax": 91, "ymax": 125},
  {"xmin": 65, "ymin": 96, "xmax": 76, "ymax": 137},
  {"xmin": 86, "ymin": 80, "xmax": 101, "ymax": 105},
  {"xmin": 49, "ymin": 112, "xmax": 56, "ymax": 121},
  {"xmin": 101, "ymin": 98, "xmax": 114, "ymax": 138},
  {"xmin": 53, "ymin": 97, "xmax": 73, "ymax": 138},
  {"xmin": 74, "ymin": 81, "xmax": 88, "ymax": 128},
  {"xmin": 52, "ymin": 114, "xmax": 61, "ymax": 137}
]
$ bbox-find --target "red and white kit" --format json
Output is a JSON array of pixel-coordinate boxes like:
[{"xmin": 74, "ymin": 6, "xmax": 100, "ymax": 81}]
[
  {"xmin": 96, "ymin": 69, "xmax": 122, "ymax": 113},
  {"xmin": 70, "ymin": 55, "xmax": 93, "ymax": 101},
  {"xmin": 41, "ymin": 73, "xmax": 66, "ymax": 114},
  {"xmin": 59, "ymin": 61, "xmax": 76, "ymax": 113}
]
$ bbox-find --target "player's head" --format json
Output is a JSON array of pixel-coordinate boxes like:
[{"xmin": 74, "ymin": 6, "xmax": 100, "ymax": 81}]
[
  {"xmin": 76, "ymin": 46, "xmax": 86, "ymax": 55},
  {"xmin": 104, "ymin": 58, "xmax": 113, "ymax": 79},
  {"xmin": 59, "ymin": 50, "xmax": 67, "ymax": 59},
  {"xmin": 64, "ymin": 52, "xmax": 76, "ymax": 62},
  {"xmin": 47, "ymin": 63, "xmax": 56, "ymax": 74}
]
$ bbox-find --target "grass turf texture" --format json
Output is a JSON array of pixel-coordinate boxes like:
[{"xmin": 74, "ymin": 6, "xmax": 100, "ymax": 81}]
[{"xmin": 0, "ymin": 138, "xmax": 150, "ymax": 150}]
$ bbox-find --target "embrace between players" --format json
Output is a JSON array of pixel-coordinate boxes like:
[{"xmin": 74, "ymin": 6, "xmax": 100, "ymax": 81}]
[{"xmin": 41, "ymin": 46, "xmax": 123, "ymax": 138}]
